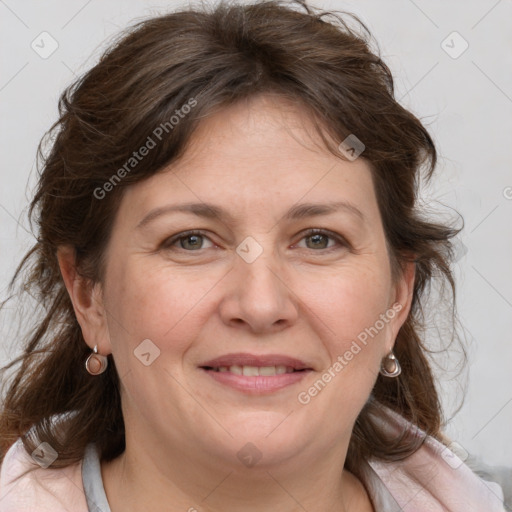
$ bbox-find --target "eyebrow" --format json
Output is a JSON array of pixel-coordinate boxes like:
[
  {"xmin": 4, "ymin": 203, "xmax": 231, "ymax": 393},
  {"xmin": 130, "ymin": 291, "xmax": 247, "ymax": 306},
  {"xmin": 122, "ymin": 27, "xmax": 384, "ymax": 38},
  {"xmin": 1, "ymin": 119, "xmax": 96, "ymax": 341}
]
[{"xmin": 136, "ymin": 200, "xmax": 365, "ymax": 230}]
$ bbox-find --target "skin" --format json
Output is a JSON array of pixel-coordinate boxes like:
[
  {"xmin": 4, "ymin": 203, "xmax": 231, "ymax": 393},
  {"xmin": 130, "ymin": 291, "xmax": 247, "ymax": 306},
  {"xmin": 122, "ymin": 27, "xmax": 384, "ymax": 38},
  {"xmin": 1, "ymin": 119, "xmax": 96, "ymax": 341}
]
[{"xmin": 58, "ymin": 93, "xmax": 415, "ymax": 512}]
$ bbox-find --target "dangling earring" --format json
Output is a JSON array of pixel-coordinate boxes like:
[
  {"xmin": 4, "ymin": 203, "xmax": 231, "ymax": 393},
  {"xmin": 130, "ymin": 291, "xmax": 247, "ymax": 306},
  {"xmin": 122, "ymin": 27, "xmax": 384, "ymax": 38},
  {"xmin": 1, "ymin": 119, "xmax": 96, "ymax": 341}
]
[
  {"xmin": 379, "ymin": 351, "xmax": 401, "ymax": 378},
  {"xmin": 85, "ymin": 345, "xmax": 108, "ymax": 375}
]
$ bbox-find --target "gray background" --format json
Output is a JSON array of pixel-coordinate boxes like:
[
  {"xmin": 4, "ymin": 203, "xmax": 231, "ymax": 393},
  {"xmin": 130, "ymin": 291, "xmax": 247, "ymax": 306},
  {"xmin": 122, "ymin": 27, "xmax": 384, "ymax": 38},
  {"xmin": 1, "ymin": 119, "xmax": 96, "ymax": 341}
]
[{"xmin": 0, "ymin": 0, "xmax": 511, "ymax": 466}]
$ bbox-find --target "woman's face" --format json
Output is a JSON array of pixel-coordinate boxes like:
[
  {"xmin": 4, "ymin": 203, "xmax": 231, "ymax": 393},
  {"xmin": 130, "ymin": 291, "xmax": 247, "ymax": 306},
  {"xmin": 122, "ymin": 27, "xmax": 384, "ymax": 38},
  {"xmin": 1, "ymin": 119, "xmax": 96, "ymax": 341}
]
[{"xmin": 81, "ymin": 94, "xmax": 414, "ymax": 469}]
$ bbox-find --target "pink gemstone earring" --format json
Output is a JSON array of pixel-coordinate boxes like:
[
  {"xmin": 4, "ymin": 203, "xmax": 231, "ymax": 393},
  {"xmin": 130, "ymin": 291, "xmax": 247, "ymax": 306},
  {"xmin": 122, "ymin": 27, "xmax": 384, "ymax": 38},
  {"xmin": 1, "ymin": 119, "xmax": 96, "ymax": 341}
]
[{"xmin": 85, "ymin": 345, "xmax": 108, "ymax": 375}]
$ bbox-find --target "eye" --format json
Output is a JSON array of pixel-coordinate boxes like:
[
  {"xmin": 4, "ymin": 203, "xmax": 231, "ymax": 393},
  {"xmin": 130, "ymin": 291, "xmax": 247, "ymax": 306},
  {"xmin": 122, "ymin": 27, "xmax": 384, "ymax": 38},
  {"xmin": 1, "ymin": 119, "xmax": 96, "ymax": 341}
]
[
  {"xmin": 160, "ymin": 228, "xmax": 349, "ymax": 253},
  {"xmin": 160, "ymin": 230, "xmax": 214, "ymax": 251},
  {"xmin": 295, "ymin": 229, "xmax": 348, "ymax": 251}
]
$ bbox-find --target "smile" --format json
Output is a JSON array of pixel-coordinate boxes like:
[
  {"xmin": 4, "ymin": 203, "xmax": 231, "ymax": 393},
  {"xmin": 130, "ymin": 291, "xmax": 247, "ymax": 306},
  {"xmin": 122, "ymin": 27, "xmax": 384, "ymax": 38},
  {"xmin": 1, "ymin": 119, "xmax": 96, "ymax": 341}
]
[{"xmin": 204, "ymin": 365, "xmax": 304, "ymax": 375}]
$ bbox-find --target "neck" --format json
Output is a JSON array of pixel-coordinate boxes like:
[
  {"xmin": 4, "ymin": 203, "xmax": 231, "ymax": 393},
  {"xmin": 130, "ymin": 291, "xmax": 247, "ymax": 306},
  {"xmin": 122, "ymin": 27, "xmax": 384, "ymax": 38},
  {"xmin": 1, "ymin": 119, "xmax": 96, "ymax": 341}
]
[{"xmin": 100, "ymin": 435, "xmax": 372, "ymax": 512}]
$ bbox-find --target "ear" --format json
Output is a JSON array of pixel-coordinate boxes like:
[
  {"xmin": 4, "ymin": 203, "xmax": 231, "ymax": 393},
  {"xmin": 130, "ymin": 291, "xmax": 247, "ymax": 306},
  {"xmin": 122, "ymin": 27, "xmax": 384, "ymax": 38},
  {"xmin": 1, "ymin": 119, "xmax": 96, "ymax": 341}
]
[
  {"xmin": 57, "ymin": 245, "xmax": 110, "ymax": 355},
  {"xmin": 385, "ymin": 259, "xmax": 416, "ymax": 352}
]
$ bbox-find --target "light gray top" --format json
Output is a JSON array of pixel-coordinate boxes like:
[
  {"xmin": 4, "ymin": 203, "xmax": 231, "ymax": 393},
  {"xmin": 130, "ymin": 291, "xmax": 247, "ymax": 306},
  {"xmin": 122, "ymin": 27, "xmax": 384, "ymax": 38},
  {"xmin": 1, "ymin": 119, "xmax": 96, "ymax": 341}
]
[{"xmin": 82, "ymin": 443, "xmax": 112, "ymax": 512}]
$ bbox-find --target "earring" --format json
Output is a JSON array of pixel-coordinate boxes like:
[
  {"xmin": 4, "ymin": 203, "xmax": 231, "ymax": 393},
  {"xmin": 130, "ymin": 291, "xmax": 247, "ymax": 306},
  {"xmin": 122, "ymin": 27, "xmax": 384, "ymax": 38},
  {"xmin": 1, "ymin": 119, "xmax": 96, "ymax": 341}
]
[
  {"xmin": 85, "ymin": 345, "xmax": 108, "ymax": 375},
  {"xmin": 379, "ymin": 351, "xmax": 401, "ymax": 378}
]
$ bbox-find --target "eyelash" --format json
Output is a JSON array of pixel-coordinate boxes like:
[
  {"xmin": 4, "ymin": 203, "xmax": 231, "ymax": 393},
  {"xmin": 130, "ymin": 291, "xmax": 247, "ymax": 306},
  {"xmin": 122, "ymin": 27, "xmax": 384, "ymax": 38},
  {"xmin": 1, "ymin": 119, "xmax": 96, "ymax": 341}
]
[{"xmin": 160, "ymin": 228, "xmax": 349, "ymax": 253}]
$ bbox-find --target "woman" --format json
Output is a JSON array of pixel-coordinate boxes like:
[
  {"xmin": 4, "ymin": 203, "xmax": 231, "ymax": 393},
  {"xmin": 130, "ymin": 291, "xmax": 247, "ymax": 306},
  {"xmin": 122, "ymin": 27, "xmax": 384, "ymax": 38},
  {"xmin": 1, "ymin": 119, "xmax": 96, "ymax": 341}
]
[{"xmin": 0, "ymin": 0, "xmax": 507, "ymax": 510}]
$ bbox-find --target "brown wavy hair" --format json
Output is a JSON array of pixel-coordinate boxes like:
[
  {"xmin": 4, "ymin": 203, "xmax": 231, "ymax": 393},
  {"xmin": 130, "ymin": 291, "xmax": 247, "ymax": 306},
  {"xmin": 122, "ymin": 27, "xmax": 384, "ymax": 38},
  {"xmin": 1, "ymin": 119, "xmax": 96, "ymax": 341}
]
[{"xmin": 0, "ymin": 0, "xmax": 463, "ymax": 483}]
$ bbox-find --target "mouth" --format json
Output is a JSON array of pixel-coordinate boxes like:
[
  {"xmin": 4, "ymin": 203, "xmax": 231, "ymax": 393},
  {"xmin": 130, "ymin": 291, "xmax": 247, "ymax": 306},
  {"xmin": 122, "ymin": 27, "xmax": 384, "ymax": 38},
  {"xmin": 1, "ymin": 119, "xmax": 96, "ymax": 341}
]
[
  {"xmin": 199, "ymin": 352, "xmax": 313, "ymax": 370},
  {"xmin": 198, "ymin": 353, "xmax": 314, "ymax": 394},
  {"xmin": 201, "ymin": 364, "xmax": 308, "ymax": 376}
]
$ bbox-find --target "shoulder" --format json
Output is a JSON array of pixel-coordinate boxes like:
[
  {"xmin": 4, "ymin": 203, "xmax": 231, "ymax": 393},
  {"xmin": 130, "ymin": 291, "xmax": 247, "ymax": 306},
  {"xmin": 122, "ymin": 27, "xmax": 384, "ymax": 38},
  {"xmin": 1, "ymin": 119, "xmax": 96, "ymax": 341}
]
[
  {"xmin": 366, "ymin": 409, "xmax": 507, "ymax": 511},
  {"xmin": 0, "ymin": 438, "xmax": 88, "ymax": 512}
]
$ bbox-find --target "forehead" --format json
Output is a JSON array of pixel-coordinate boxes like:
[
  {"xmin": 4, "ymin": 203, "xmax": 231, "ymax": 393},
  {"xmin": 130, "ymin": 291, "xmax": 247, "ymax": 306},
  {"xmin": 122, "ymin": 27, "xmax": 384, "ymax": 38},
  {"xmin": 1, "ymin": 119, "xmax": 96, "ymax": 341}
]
[
  {"xmin": 177, "ymin": 94, "xmax": 352, "ymax": 170},
  {"xmin": 118, "ymin": 94, "xmax": 379, "ymax": 225}
]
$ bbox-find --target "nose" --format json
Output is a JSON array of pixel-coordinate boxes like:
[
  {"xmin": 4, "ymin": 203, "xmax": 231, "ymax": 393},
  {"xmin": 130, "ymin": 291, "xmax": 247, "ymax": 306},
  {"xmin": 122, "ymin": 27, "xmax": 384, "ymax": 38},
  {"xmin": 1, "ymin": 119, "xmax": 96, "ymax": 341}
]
[{"xmin": 218, "ymin": 247, "xmax": 300, "ymax": 334}]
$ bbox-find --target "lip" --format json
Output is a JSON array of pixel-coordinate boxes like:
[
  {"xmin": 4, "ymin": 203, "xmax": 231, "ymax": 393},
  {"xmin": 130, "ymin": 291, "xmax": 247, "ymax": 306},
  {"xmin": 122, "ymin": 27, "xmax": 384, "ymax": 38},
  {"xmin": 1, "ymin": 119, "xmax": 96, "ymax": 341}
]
[
  {"xmin": 202, "ymin": 369, "xmax": 312, "ymax": 394},
  {"xmin": 199, "ymin": 352, "xmax": 313, "ymax": 370}
]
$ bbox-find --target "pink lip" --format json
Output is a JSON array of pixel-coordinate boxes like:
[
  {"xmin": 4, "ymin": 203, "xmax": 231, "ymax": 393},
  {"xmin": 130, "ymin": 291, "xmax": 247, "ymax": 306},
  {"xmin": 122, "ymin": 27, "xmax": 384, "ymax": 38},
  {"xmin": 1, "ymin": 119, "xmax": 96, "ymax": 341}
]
[
  {"xmin": 201, "ymin": 368, "xmax": 312, "ymax": 394},
  {"xmin": 199, "ymin": 352, "xmax": 312, "ymax": 370}
]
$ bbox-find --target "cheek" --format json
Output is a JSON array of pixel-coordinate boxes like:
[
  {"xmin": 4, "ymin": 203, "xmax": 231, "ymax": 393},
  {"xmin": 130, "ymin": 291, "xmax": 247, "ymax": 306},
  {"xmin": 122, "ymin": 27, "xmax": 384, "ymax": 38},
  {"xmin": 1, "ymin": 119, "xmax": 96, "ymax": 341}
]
[
  {"xmin": 303, "ymin": 264, "xmax": 393, "ymax": 348},
  {"xmin": 296, "ymin": 269, "xmax": 393, "ymax": 420},
  {"xmin": 297, "ymin": 264, "xmax": 395, "ymax": 410},
  {"xmin": 103, "ymin": 259, "xmax": 219, "ymax": 359},
  {"xmin": 294, "ymin": 295, "xmax": 392, "ymax": 445}
]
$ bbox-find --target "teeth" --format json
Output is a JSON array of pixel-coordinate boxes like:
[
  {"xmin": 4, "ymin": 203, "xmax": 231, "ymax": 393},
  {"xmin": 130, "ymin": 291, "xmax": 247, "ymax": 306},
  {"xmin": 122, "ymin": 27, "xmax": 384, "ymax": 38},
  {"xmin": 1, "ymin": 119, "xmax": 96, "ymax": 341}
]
[
  {"xmin": 242, "ymin": 366, "xmax": 259, "ymax": 376},
  {"xmin": 212, "ymin": 365, "xmax": 297, "ymax": 375},
  {"xmin": 230, "ymin": 365, "xmax": 243, "ymax": 375},
  {"xmin": 259, "ymin": 366, "xmax": 277, "ymax": 376}
]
